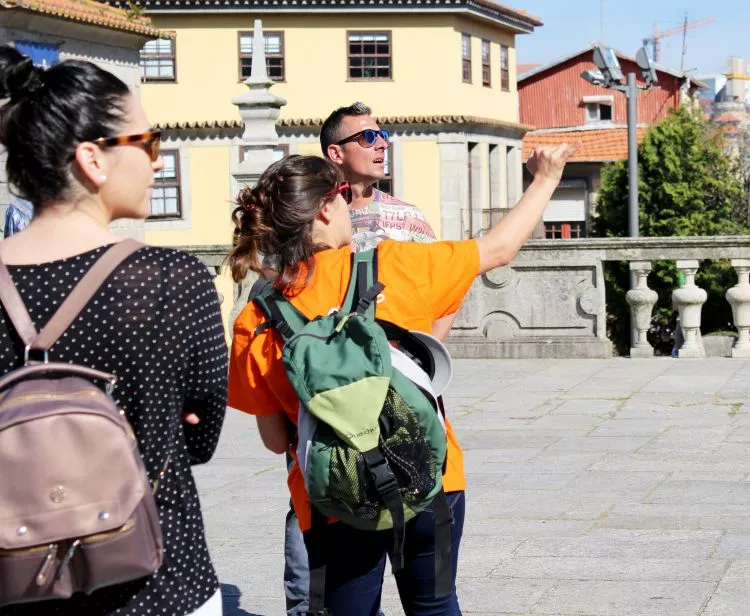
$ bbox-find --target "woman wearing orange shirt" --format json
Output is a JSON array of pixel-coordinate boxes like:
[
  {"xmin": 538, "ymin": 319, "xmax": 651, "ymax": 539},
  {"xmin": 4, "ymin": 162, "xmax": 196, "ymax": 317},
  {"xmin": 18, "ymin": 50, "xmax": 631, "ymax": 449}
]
[{"xmin": 228, "ymin": 146, "xmax": 575, "ymax": 615}]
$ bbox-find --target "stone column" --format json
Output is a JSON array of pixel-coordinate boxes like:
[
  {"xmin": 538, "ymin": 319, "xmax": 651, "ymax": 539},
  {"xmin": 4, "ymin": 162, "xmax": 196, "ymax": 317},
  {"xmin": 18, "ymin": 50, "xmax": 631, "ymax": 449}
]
[
  {"xmin": 672, "ymin": 260, "xmax": 707, "ymax": 358},
  {"xmin": 232, "ymin": 18, "xmax": 287, "ymax": 188},
  {"xmin": 625, "ymin": 261, "xmax": 657, "ymax": 357},
  {"xmin": 229, "ymin": 18, "xmax": 287, "ymax": 330},
  {"xmin": 726, "ymin": 259, "xmax": 750, "ymax": 358},
  {"xmin": 438, "ymin": 134, "xmax": 468, "ymax": 241},
  {"xmin": 468, "ymin": 142, "xmax": 485, "ymax": 238}
]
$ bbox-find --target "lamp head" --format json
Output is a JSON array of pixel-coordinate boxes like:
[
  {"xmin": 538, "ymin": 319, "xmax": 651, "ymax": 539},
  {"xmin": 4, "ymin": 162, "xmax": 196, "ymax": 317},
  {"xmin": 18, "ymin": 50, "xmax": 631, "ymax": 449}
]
[
  {"xmin": 581, "ymin": 69, "xmax": 606, "ymax": 86},
  {"xmin": 592, "ymin": 46, "xmax": 624, "ymax": 84},
  {"xmin": 635, "ymin": 47, "xmax": 658, "ymax": 86}
]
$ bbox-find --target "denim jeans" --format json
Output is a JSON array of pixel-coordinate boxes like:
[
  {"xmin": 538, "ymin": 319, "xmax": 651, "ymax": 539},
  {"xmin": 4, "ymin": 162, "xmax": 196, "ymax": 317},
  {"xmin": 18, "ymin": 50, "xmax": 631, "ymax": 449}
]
[
  {"xmin": 284, "ymin": 448, "xmax": 386, "ymax": 616},
  {"xmin": 302, "ymin": 491, "xmax": 465, "ymax": 616},
  {"xmin": 286, "ymin": 505, "xmax": 388, "ymax": 616}
]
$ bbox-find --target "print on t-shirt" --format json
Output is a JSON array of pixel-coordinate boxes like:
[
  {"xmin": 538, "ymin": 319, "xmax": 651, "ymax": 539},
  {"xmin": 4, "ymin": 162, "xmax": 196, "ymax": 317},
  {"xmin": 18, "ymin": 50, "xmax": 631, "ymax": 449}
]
[{"xmin": 350, "ymin": 190, "xmax": 436, "ymax": 252}]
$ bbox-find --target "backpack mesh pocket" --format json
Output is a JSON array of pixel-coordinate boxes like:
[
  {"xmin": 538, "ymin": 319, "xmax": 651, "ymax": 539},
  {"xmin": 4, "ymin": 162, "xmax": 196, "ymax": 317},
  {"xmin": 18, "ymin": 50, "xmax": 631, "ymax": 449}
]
[{"xmin": 328, "ymin": 387, "xmax": 438, "ymax": 519}]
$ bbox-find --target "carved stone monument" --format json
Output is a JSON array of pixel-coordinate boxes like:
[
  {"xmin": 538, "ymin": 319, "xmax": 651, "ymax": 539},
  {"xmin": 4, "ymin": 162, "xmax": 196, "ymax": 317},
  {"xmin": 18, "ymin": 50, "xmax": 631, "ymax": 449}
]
[{"xmin": 229, "ymin": 19, "xmax": 287, "ymax": 327}]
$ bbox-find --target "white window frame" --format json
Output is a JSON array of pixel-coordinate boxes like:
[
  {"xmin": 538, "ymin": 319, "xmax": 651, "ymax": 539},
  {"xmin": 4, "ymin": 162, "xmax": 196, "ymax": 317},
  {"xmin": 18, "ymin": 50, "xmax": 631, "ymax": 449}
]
[
  {"xmin": 140, "ymin": 38, "xmax": 176, "ymax": 82},
  {"xmin": 146, "ymin": 146, "xmax": 193, "ymax": 231},
  {"xmin": 238, "ymin": 31, "xmax": 285, "ymax": 81}
]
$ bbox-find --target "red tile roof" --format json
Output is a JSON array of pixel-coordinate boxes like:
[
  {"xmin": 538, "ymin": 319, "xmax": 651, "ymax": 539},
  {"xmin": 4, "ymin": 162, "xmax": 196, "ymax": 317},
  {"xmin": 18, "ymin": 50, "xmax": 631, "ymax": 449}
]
[
  {"xmin": 713, "ymin": 112, "xmax": 743, "ymax": 123},
  {"xmin": 103, "ymin": 0, "xmax": 543, "ymax": 29},
  {"xmin": 523, "ymin": 127, "xmax": 648, "ymax": 163},
  {"xmin": 0, "ymin": 0, "xmax": 167, "ymax": 37}
]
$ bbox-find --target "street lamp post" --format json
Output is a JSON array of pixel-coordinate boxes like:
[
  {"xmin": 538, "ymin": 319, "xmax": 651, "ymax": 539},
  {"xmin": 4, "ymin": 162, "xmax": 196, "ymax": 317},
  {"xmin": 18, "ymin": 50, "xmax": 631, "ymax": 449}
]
[
  {"xmin": 581, "ymin": 45, "xmax": 659, "ymax": 238},
  {"xmin": 626, "ymin": 72, "xmax": 639, "ymax": 238}
]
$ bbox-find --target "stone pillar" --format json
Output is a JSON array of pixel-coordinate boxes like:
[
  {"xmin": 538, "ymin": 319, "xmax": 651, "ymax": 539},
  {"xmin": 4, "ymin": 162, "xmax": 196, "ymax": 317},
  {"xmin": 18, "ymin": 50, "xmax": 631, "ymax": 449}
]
[
  {"xmin": 506, "ymin": 146, "xmax": 522, "ymax": 206},
  {"xmin": 488, "ymin": 144, "xmax": 501, "ymax": 212},
  {"xmin": 468, "ymin": 142, "xmax": 484, "ymax": 238},
  {"xmin": 229, "ymin": 18, "xmax": 287, "ymax": 329},
  {"xmin": 231, "ymin": 18, "xmax": 287, "ymax": 190},
  {"xmin": 438, "ymin": 134, "xmax": 468, "ymax": 241},
  {"xmin": 672, "ymin": 260, "xmax": 707, "ymax": 358},
  {"xmin": 726, "ymin": 259, "xmax": 750, "ymax": 358},
  {"xmin": 625, "ymin": 261, "xmax": 657, "ymax": 357}
]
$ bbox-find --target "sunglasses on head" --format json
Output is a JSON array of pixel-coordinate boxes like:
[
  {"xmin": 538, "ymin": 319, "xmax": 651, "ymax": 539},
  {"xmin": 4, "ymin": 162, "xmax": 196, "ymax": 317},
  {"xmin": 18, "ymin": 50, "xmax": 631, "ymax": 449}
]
[
  {"xmin": 335, "ymin": 128, "xmax": 390, "ymax": 148},
  {"xmin": 93, "ymin": 129, "xmax": 162, "ymax": 162},
  {"xmin": 327, "ymin": 181, "xmax": 352, "ymax": 205}
]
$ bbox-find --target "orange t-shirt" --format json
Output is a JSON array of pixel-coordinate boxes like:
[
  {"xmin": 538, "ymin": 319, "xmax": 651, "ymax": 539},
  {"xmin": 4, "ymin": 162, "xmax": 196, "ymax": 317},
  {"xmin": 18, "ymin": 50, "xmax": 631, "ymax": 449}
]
[{"xmin": 228, "ymin": 239, "xmax": 480, "ymax": 531}]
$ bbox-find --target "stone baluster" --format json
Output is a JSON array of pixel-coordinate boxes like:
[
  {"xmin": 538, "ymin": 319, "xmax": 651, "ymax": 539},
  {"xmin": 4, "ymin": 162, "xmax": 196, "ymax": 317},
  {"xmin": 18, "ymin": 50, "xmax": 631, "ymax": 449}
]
[
  {"xmin": 625, "ymin": 261, "xmax": 657, "ymax": 357},
  {"xmin": 672, "ymin": 260, "xmax": 707, "ymax": 358},
  {"xmin": 726, "ymin": 259, "xmax": 750, "ymax": 358}
]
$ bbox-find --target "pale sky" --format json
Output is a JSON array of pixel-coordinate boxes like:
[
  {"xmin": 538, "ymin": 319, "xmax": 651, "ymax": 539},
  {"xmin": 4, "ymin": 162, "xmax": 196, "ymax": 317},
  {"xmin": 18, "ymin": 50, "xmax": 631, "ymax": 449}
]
[{"xmin": 515, "ymin": 0, "xmax": 749, "ymax": 77}]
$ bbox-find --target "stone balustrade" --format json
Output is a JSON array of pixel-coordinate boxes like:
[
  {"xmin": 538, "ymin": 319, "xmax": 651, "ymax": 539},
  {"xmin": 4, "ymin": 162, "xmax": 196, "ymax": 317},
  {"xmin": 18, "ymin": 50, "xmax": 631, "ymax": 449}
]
[{"xmin": 180, "ymin": 235, "xmax": 750, "ymax": 359}]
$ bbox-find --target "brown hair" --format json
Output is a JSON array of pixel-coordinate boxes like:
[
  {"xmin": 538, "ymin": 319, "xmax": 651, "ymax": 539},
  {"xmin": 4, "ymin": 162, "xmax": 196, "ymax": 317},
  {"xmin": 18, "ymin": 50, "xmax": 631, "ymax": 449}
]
[
  {"xmin": 228, "ymin": 155, "xmax": 342, "ymax": 291},
  {"xmin": 320, "ymin": 102, "xmax": 372, "ymax": 157}
]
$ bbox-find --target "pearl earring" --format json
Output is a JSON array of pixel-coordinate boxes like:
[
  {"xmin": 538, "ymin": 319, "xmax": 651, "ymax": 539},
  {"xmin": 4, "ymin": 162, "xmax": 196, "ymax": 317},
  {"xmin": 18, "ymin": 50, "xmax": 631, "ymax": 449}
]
[{"xmin": 100, "ymin": 176, "xmax": 107, "ymax": 183}]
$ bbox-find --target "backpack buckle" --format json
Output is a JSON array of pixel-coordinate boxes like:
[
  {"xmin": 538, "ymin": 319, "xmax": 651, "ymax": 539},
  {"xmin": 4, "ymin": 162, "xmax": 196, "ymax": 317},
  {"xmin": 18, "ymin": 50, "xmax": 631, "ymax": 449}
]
[
  {"xmin": 23, "ymin": 345, "xmax": 48, "ymax": 365},
  {"xmin": 366, "ymin": 455, "xmax": 399, "ymax": 497}
]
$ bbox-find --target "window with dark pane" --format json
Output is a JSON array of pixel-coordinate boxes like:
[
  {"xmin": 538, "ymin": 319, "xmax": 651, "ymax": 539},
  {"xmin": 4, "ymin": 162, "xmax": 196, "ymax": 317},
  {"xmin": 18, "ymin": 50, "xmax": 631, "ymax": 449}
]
[
  {"xmin": 149, "ymin": 151, "xmax": 181, "ymax": 219},
  {"xmin": 140, "ymin": 38, "xmax": 175, "ymax": 82},
  {"xmin": 239, "ymin": 32, "xmax": 285, "ymax": 81},
  {"xmin": 348, "ymin": 32, "xmax": 391, "ymax": 80},
  {"xmin": 544, "ymin": 221, "xmax": 585, "ymax": 239},
  {"xmin": 461, "ymin": 33, "xmax": 471, "ymax": 83},
  {"xmin": 482, "ymin": 39, "xmax": 491, "ymax": 87},
  {"xmin": 500, "ymin": 44, "xmax": 510, "ymax": 91}
]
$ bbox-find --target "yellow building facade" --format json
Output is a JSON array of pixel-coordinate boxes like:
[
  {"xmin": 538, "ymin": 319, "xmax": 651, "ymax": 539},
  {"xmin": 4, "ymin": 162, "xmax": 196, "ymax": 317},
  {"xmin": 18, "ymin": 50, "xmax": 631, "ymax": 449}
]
[{"xmin": 106, "ymin": 0, "xmax": 541, "ymax": 322}]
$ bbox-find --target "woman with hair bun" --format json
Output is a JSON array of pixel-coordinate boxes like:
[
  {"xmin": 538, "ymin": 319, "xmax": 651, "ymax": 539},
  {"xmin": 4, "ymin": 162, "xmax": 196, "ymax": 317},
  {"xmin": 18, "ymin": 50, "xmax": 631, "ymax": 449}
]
[
  {"xmin": 227, "ymin": 147, "xmax": 577, "ymax": 615},
  {"xmin": 0, "ymin": 46, "xmax": 228, "ymax": 615}
]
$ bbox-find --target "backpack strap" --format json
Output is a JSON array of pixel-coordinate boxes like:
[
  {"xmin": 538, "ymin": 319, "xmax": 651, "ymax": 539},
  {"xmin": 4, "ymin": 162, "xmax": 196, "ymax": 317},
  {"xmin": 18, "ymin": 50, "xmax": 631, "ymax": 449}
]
[
  {"xmin": 341, "ymin": 249, "xmax": 384, "ymax": 319},
  {"xmin": 252, "ymin": 285, "xmax": 308, "ymax": 343},
  {"xmin": 0, "ymin": 240, "xmax": 143, "ymax": 359},
  {"xmin": 431, "ymin": 489, "xmax": 454, "ymax": 598},
  {"xmin": 0, "ymin": 258, "xmax": 37, "ymax": 347},
  {"xmin": 305, "ymin": 507, "xmax": 332, "ymax": 616},
  {"xmin": 361, "ymin": 448, "xmax": 407, "ymax": 573}
]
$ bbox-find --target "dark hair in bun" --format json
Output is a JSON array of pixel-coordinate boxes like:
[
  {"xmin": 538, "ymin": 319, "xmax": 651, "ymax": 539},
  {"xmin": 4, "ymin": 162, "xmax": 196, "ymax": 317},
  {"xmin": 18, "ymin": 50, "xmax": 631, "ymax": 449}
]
[
  {"xmin": 0, "ymin": 48, "xmax": 43, "ymax": 102},
  {"xmin": 228, "ymin": 155, "xmax": 341, "ymax": 291},
  {"xmin": 0, "ymin": 45, "xmax": 130, "ymax": 208}
]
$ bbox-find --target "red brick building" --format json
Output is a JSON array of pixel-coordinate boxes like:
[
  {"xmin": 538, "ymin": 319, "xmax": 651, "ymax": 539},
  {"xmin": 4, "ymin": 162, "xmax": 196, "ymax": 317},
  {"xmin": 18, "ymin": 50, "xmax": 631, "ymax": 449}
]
[{"xmin": 518, "ymin": 45, "xmax": 705, "ymax": 238}]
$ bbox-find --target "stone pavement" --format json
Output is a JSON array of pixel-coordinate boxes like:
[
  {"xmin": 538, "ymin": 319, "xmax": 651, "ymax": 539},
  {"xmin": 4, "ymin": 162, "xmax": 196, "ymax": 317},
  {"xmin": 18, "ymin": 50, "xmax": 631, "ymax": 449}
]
[{"xmin": 193, "ymin": 358, "xmax": 750, "ymax": 616}]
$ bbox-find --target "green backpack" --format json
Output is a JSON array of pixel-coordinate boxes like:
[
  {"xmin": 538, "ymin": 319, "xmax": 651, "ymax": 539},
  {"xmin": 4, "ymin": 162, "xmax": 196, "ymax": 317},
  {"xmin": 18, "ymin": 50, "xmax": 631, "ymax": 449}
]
[{"xmin": 253, "ymin": 249, "xmax": 453, "ymax": 605}]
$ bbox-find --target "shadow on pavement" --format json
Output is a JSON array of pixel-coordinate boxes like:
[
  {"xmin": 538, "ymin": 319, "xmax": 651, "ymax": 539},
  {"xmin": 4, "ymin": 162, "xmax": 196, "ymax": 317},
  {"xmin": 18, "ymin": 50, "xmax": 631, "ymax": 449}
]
[{"xmin": 221, "ymin": 583, "xmax": 265, "ymax": 616}]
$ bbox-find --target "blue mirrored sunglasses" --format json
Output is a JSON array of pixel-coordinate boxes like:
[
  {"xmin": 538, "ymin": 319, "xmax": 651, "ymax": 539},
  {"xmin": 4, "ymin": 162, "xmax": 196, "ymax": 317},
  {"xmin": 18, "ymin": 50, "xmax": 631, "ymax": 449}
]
[{"xmin": 335, "ymin": 128, "xmax": 390, "ymax": 148}]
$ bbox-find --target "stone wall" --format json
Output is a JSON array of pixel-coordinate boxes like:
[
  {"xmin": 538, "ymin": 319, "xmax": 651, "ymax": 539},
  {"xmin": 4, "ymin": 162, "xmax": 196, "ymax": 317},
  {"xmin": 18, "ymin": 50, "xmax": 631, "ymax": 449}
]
[
  {"xmin": 181, "ymin": 236, "xmax": 750, "ymax": 359},
  {"xmin": 447, "ymin": 236, "xmax": 750, "ymax": 359}
]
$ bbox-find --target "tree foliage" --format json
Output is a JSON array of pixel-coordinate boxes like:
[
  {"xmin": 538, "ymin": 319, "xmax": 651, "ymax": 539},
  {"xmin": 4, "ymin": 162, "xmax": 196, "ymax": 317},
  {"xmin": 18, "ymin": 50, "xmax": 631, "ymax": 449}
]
[{"xmin": 591, "ymin": 106, "xmax": 749, "ymax": 355}]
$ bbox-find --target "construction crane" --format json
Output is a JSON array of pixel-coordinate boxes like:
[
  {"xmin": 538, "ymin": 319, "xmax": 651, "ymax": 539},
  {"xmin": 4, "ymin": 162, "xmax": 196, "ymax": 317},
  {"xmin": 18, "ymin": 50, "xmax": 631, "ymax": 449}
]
[{"xmin": 643, "ymin": 16, "xmax": 715, "ymax": 63}]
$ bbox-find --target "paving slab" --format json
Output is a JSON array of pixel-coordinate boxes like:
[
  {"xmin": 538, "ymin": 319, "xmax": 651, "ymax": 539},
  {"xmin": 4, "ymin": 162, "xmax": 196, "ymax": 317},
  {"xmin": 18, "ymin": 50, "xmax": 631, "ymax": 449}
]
[{"xmin": 190, "ymin": 358, "xmax": 750, "ymax": 615}]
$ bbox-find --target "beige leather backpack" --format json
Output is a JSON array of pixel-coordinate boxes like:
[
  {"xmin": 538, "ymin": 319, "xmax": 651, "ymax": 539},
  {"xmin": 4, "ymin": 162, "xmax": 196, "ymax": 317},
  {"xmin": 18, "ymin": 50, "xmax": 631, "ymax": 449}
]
[{"xmin": 0, "ymin": 240, "xmax": 164, "ymax": 607}]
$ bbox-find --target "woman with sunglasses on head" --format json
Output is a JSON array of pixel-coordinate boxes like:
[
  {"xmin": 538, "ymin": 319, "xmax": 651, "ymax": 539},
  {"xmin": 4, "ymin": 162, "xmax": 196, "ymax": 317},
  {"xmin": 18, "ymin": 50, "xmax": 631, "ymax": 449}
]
[
  {"xmin": 0, "ymin": 46, "xmax": 227, "ymax": 615},
  {"xmin": 228, "ymin": 145, "xmax": 577, "ymax": 615}
]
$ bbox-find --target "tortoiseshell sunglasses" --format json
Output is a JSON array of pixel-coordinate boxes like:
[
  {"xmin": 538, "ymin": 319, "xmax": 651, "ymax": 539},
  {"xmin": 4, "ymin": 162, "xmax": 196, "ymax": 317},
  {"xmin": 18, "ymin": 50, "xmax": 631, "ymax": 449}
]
[{"xmin": 93, "ymin": 129, "xmax": 162, "ymax": 162}]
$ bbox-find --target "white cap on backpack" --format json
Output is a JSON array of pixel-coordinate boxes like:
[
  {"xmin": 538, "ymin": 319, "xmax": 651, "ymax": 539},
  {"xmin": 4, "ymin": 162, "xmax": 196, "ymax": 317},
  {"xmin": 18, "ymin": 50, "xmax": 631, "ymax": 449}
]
[
  {"xmin": 389, "ymin": 330, "xmax": 453, "ymax": 398},
  {"xmin": 406, "ymin": 331, "xmax": 453, "ymax": 396}
]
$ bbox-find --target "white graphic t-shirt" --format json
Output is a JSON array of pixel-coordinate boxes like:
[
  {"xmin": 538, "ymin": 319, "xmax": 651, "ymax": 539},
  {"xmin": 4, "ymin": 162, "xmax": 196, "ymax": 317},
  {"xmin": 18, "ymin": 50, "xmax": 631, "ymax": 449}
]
[{"xmin": 350, "ymin": 190, "xmax": 436, "ymax": 252}]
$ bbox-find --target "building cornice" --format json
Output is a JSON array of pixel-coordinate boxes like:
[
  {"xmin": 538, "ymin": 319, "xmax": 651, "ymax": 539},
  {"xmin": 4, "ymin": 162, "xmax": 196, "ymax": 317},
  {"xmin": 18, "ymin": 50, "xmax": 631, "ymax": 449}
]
[
  {"xmin": 155, "ymin": 114, "xmax": 533, "ymax": 136},
  {"xmin": 106, "ymin": 0, "xmax": 541, "ymax": 33}
]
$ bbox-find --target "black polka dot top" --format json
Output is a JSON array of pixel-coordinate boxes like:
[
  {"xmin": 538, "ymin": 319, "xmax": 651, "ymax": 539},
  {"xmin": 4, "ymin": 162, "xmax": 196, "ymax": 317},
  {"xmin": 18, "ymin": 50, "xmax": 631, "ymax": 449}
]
[{"xmin": 0, "ymin": 245, "xmax": 228, "ymax": 616}]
